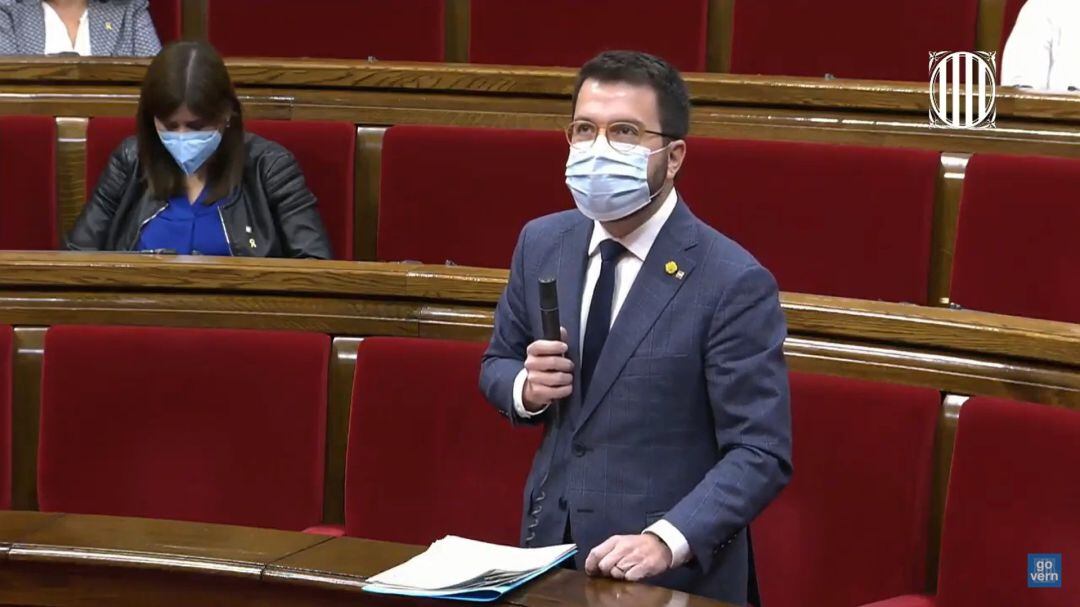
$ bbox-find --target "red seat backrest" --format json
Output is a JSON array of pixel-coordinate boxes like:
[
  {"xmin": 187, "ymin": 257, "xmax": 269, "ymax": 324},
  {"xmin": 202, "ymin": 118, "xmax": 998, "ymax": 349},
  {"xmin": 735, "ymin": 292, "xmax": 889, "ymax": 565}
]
[
  {"xmin": 731, "ymin": 0, "xmax": 979, "ymax": 81},
  {"xmin": 148, "ymin": 0, "xmax": 181, "ymax": 44},
  {"xmin": 470, "ymin": 0, "xmax": 708, "ymax": 71},
  {"xmin": 84, "ymin": 117, "xmax": 356, "ymax": 260},
  {"xmin": 206, "ymin": 0, "xmax": 445, "ymax": 61},
  {"xmin": 0, "ymin": 325, "xmax": 11, "ymax": 510},
  {"xmin": 935, "ymin": 397, "xmax": 1080, "ymax": 607},
  {"xmin": 245, "ymin": 120, "xmax": 356, "ymax": 260},
  {"xmin": 378, "ymin": 125, "xmax": 568, "ymax": 268},
  {"xmin": 344, "ymin": 337, "xmax": 542, "ymax": 545},
  {"xmin": 950, "ymin": 154, "xmax": 1080, "ymax": 323},
  {"xmin": 753, "ymin": 373, "xmax": 939, "ymax": 607},
  {"xmin": 38, "ymin": 325, "xmax": 329, "ymax": 530},
  {"xmin": 0, "ymin": 116, "xmax": 57, "ymax": 250},
  {"xmin": 679, "ymin": 138, "xmax": 938, "ymax": 303}
]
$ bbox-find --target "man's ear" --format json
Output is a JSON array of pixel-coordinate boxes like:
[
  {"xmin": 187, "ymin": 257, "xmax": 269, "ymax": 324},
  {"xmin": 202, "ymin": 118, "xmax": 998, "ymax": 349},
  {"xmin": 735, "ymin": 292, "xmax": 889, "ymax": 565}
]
[{"xmin": 666, "ymin": 140, "xmax": 687, "ymax": 180}]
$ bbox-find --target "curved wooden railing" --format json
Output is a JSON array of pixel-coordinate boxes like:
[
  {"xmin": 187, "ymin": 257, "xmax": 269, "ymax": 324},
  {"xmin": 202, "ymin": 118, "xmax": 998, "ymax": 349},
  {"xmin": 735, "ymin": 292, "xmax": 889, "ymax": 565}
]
[
  {"xmin": 0, "ymin": 252, "xmax": 1076, "ymax": 402},
  {"xmin": 3, "ymin": 57, "xmax": 1080, "ymax": 158},
  {"xmin": 0, "ymin": 511, "xmax": 726, "ymax": 607}
]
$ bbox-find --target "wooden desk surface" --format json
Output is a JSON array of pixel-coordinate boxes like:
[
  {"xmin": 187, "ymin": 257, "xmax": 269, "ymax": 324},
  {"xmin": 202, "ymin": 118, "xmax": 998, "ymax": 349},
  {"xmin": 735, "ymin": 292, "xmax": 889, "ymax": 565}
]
[{"xmin": 0, "ymin": 512, "xmax": 731, "ymax": 607}]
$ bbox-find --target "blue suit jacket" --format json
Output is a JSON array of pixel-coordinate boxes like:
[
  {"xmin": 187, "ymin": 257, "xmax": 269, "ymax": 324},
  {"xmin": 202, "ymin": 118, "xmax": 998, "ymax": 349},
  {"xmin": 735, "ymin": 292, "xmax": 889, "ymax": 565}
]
[
  {"xmin": 0, "ymin": 0, "xmax": 161, "ymax": 57},
  {"xmin": 480, "ymin": 199, "xmax": 792, "ymax": 605}
]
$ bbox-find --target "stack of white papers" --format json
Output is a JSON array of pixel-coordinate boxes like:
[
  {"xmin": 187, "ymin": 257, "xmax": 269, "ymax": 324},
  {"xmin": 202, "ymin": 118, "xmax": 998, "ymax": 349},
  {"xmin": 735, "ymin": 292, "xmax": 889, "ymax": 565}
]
[{"xmin": 363, "ymin": 536, "xmax": 577, "ymax": 602}]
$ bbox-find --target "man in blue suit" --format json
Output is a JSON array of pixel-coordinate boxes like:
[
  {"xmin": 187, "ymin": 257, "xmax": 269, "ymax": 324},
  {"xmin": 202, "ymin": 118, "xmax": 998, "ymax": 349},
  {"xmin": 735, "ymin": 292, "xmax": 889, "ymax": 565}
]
[{"xmin": 480, "ymin": 51, "xmax": 792, "ymax": 606}]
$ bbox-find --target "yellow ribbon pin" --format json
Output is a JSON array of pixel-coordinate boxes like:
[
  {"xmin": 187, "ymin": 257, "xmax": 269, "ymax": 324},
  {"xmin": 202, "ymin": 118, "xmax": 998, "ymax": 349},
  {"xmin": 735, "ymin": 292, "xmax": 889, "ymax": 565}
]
[
  {"xmin": 665, "ymin": 261, "xmax": 678, "ymax": 275},
  {"xmin": 105, "ymin": 22, "xmax": 113, "ymax": 31}
]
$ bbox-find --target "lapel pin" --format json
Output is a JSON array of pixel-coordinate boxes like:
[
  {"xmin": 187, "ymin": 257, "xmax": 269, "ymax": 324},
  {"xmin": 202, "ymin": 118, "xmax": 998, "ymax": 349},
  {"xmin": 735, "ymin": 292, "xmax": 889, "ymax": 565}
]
[
  {"xmin": 675, "ymin": 270, "xmax": 686, "ymax": 280},
  {"xmin": 248, "ymin": 238, "xmax": 257, "ymax": 249},
  {"xmin": 105, "ymin": 22, "xmax": 114, "ymax": 31},
  {"xmin": 665, "ymin": 261, "xmax": 679, "ymax": 275}
]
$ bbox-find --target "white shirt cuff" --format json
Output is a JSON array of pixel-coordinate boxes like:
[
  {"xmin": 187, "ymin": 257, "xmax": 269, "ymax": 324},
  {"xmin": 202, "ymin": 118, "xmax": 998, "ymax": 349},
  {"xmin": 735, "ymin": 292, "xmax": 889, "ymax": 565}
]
[
  {"xmin": 512, "ymin": 367, "xmax": 548, "ymax": 418},
  {"xmin": 644, "ymin": 519, "xmax": 692, "ymax": 568}
]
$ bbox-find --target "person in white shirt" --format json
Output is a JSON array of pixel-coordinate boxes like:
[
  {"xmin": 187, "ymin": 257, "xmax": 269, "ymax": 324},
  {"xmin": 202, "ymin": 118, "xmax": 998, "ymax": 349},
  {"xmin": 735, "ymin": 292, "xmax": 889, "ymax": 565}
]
[
  {"xmin": 0, "ymin": 0, "xmax": 161, "ymax": 57},
  {"xmin": 1002, "ymin": 0, "xmax": 1080, "ymax": 91},
  {"xmin": 480, "ymin": 51, "xmax": 791, "ymax": 606}
]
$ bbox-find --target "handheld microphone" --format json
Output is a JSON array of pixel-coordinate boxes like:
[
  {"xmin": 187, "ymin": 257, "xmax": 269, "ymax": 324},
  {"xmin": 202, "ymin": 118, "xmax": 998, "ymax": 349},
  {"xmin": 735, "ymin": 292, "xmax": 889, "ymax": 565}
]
[
  {"xmin": 526, "ymin": 277, "xmax": 563, "ymax": 545},
  {"xmin": 538, "ymin": 276, "xmax": 563, "ymax": 412},
  {"xmin": 539, "ymin": 277, "xmax": 561, "ymax": 343}
]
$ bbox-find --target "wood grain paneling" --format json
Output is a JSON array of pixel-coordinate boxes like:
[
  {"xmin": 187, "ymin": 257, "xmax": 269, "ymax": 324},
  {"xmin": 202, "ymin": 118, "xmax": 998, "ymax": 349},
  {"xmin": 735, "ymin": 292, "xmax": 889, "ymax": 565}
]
[
  {"xmin": 0, "ymin": 512, "xmax": 728, "ymax": 607},
  {"xmin": 927, "ymin": 394, "xmax": 967, "ymax": 591},
  {"xmin": 55, "ymin": 117, "xmax": 88, "ymax": 241},
  {"xmin": 706, "ymin": 0, "xmax": 736, "ymax": 73},
  {"xmin": 10, "ymin": 328, "xmax": 45, "ymax": 511},
  {"xmin": 354, "ymin": 127, "xmax": 386, "ymax": 262},
  {"xmin": 976, "ymin": 0, "xmax": 1009, "ymax": 57},
  {"xmin": 180, "ymin": 0, "xmax": 208, "ymax": 41},
  {"xmin": 4, "ymin": 58, "xmax": 1080, "ymax": 118},
  {"xmin": 444, "ymin": 0, "xmax": 471, "ymax": 64},
  {"xmin": 780, "ymin": 293, "xmax": 1080, "ymax": 369},
  {"xmin": 930, "ymin": 154, "xmax": 970, "ymax": 306},
  {"xmin": 324, "ymin": 338, "xmax": 362, "ymax": 526},
  {"xmin": 0, "ymin": 253, "xmax": 1076, "ymax": 369},
  {"xmin": 784, "ymin": 338, "xmax": 1079, "ymax": 408},
  {"xmin": 7, "ymin": 62, "xmax": 1080, "ymax": 162}
]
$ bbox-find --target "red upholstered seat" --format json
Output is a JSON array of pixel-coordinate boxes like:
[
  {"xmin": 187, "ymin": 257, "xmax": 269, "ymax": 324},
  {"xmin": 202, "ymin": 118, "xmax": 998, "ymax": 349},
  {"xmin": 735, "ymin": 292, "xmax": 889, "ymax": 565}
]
[
  {"xmin": 0, "ymin": 116, "xmax": 57, "ymax": 250},
  {"xmin": 470, "ymin": 0, "xmax": 708, "ymax": 71},
  {"xmin": 38, "ymin": 325, "xmax": 329, "ymax": 530},
  {"xmin": 933, "ymin": 397, "xmax": 1079, "ymax": 607},
  {"xmin": 378, "ymin": 126, "xmax": 568, "ymax": 268},
  {"xmin": 344, "ymin": 337, "xmax": 542, "ymax": 545},
  {"xmin": 863, "ymin": 397, "xmax": 1080, "ymax": 607},
  {"xmin": 0, "ymin": 325, "xmax": 11, "ymax": 510},
  {"xmin": 860, "ymin": 595, "xmax": 937, "ymax": 607},
  {"xmin": 754, "ymin": 373, "xmax": 939, "ymax": 607},
  {"xmin": 950, "ymin": 154, "xmax": 1080, "ymax": 323},
  {"xmin": 731, "ymin": 0, "xmax": 979, "ymax": 81},
  {"xmin": 148, "ymin": 0, "xmax": 181, "ymax": 44},
  {"xmin": 245, "ymin": 120, "xmax": 356, "ymax": 260},
  {"xmin": 207, "ymin": 0, "xmax": 444, "ymax": 61},
  {"xmin": 85, "ymin": 117, "xmax": 356, "ymax": 259},
  {"xmin": 678, "ymin": 138, "xmax": 937, "ymax": 303}
]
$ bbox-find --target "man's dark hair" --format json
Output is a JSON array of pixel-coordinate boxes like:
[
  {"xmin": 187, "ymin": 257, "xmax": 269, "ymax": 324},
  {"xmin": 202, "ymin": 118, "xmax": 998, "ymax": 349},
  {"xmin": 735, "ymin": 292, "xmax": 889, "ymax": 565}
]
[{"xmin": 571, "ymin": 50, "xmax": 691, "ymax": 140}]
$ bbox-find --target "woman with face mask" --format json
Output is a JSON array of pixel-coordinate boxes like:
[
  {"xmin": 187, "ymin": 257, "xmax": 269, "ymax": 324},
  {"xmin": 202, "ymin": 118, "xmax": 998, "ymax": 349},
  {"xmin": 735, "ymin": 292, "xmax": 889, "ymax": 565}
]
[{"xmin": 67, "ymin": 41, "xmax": 333, "ymax": 259}]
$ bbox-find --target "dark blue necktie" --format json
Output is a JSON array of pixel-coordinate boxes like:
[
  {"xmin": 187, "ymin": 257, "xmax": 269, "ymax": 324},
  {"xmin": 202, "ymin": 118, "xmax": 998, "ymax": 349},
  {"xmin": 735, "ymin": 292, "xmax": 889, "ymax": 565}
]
[{"xmin": 580, "ymin": 239, "xmax": 626, "ymax": 400}]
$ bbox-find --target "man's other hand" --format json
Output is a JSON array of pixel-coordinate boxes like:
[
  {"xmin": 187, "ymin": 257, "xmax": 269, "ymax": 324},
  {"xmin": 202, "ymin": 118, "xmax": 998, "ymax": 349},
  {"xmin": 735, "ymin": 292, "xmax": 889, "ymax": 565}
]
[{"xmin": 585, "ymin": 534, "xmax": 673, "ymax": 582}]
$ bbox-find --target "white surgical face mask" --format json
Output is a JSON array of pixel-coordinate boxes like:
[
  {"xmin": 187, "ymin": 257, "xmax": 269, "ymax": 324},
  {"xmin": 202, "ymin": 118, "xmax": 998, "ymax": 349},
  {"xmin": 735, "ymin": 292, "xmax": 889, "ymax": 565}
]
[{"xmin": 564, "ymin": 138, "xmax": 666, "ymax": 222}]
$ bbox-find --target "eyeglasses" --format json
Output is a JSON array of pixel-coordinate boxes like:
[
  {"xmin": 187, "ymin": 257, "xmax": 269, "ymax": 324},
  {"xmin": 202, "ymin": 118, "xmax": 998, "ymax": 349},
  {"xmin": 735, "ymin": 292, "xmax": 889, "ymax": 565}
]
[{"xmin": 565, "ymin": 120, "xmax": 677, "ymax": 154}]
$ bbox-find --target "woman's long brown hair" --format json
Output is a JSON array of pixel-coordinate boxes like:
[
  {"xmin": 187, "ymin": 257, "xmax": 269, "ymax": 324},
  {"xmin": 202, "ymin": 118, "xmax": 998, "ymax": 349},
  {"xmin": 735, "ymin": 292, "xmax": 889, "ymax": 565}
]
[{"xmin": 136, "ymin": 41, "xmax": 245, "ymax": 202}]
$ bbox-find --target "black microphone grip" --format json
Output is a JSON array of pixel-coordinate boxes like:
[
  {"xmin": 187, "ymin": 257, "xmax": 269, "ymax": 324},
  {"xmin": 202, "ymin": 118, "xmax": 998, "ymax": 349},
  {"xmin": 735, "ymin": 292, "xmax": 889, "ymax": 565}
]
[
  {"xmin": 539, "ymin": 277, "xmax": 561, "ymax": 342},
  {"xmin": 538, "ymin": 277, "xmax": 564, "ymax": 412},
  {"xmin": 525, "ymin": 278, "xmax": 563, "ymax": 545}
]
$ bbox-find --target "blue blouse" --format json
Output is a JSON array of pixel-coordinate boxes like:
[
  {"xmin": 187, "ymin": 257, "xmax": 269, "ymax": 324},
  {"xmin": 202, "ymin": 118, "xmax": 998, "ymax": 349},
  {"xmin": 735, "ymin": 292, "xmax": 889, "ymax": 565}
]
[{"xmin": 137, "ymin": 190, "xmax": 232, "ymax": 256}]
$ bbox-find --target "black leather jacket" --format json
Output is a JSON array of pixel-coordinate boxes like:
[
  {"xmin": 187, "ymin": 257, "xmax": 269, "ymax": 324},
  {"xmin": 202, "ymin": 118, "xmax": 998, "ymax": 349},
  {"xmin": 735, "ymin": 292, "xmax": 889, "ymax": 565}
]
[{"xmin": 67, "ymin": 133, "xmax": 333, "ymax": 259}]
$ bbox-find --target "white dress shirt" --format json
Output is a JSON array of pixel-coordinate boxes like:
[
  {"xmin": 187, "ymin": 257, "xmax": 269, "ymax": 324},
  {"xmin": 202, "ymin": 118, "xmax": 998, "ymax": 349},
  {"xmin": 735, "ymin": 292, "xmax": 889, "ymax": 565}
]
[
  {"xmin": 511, "ymin": 188, "xmax": 693, "ymax": 568},
  {"xmin": 1002, "ymin": 0, "xmax": 1080, "ymax": 91},
  {"xmin": 42, "ymin": 3, "xmax": 90, "ymax": 56}
]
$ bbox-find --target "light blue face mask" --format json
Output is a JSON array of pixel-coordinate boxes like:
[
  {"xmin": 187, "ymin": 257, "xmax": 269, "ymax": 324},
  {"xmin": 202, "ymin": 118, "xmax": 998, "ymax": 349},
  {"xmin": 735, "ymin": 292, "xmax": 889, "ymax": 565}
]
[
  {"xmin": 157, "ymin": 129, "xmax": 223, "ymax": 175},
  {"xmin": 564, "ymin": 138, "xmax": 666, "ymax": 222}
]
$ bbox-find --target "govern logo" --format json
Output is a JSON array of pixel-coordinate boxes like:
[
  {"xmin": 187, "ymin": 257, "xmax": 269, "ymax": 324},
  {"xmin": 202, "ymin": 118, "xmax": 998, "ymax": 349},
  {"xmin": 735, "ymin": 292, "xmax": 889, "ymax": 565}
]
[
  {"xmin": 1028, "ymin": 554, "xmax": 1063, "ymax": 588},
  {"xmin": 929, "ymin": 51, "xmax": 997, "ymax": 129}
]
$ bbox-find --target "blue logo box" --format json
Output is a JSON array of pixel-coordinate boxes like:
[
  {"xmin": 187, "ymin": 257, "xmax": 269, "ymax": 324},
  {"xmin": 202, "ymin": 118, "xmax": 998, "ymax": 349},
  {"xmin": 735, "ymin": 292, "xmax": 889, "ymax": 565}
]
[{"xmin": 1028, "ymin": 554, "xmax": 1062, "ymax": 588}]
